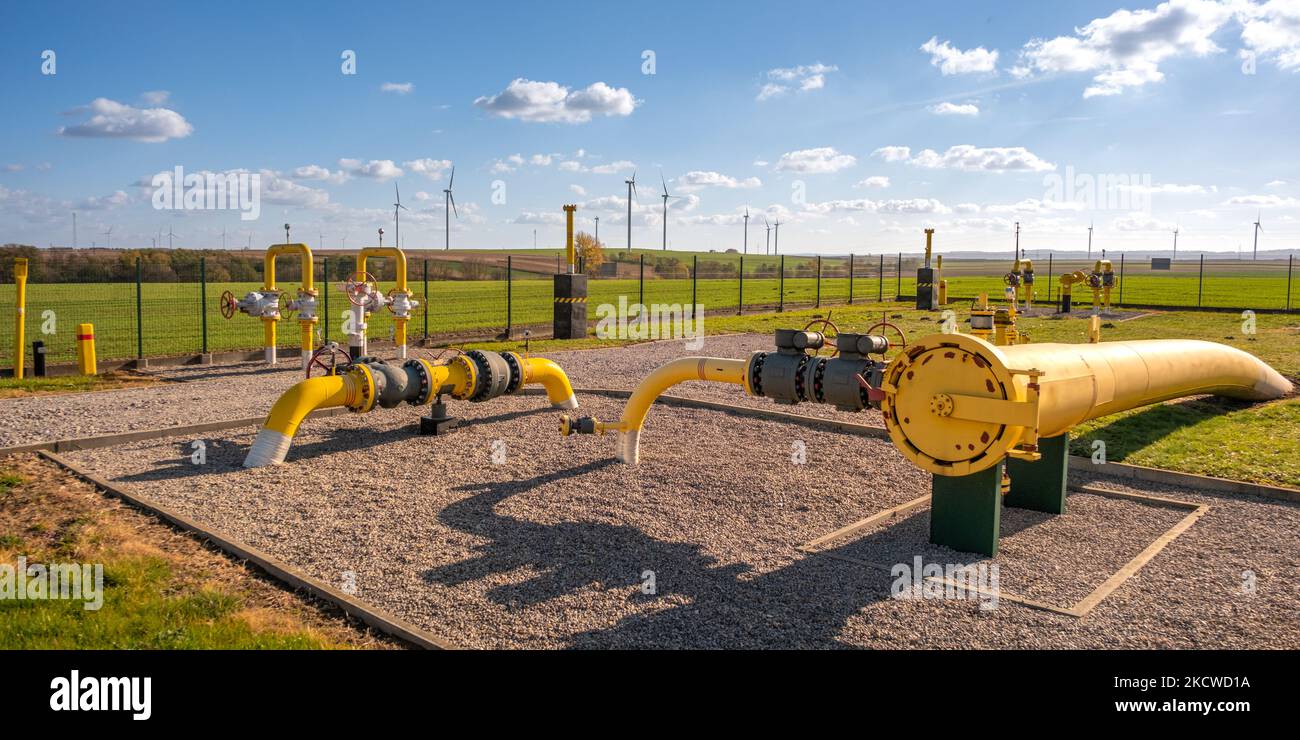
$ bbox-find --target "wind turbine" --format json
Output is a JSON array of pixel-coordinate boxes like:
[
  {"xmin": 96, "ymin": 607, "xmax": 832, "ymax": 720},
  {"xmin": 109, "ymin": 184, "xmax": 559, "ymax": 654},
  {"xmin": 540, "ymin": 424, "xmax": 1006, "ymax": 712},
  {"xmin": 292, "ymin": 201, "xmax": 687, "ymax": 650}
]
[
  {"xmin": 743, "ymin": 208, "xmax": 750, "ymax": 255},
  {"xmin": 1086, "ymin": 221, "xmax": 1093, "ymax": 259},
  {"xmin": 221, "ymin": 227, "xmax": 228, "ymax": 250},
  {"xmin": 773, "ymin": 219, "xmax": 782, "ymax": 255},
  {"xmin": 763, "ymin": 217, "xmax": 771, "ymax": 255},
  {"xmin": 103, "ymin": 226, "xmax": 113, "ymax": 249},
  {"xmin": 594, "ymin": 216, "xmax": 599, "ymax": 246},
  {"xmin": 1172, "ymin": 226, "xmax": 1179, "ymax": 260},
  {"xmin": 393, "ymin": 183, "xmax": 408, "ymax": 250},
  {"xmin": 72, "ymin": 211, "xmax": 77, "ymax": 248},
  {"xmin": 1252, "ymin": 211, "xmax": 1263, "ymax": 260},
  {"xmin": 659, "ymin": 172, "xmax": 678, "ymax": 251},
  {"xmin": 166, "ymin": 225, "xmax": 177, "ymax": 249},
  {"xmin": 625, "ymin": 171, "xmax": 638, "ymax": 250},
  {"xmin": 443, "ymin": 165, "xmax": 458, "ymax": 251}
]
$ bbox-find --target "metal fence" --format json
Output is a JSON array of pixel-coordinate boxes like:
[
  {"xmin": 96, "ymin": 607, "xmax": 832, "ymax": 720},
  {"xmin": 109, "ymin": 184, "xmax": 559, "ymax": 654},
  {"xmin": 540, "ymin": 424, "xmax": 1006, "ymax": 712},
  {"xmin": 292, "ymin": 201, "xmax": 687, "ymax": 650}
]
[{"xmin": 2, "ymin": 250, "xmax": 1295, "ymax": 370}]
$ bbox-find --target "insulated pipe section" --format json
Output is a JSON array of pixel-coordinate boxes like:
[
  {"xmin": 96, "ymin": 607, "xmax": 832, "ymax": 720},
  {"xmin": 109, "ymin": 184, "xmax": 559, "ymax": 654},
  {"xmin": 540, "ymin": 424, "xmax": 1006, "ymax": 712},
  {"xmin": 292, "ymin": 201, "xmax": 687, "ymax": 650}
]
[
  {"xmin": 244, "ymin": 351, "xmax": 578, "ymax": 466},
  {"xmin": 561, "ymin": 357, "xmax": 751, "ymax": 464},
  {"xmin": 880, "ymin": 333, "xmax": 1293, "ymax": 477}
]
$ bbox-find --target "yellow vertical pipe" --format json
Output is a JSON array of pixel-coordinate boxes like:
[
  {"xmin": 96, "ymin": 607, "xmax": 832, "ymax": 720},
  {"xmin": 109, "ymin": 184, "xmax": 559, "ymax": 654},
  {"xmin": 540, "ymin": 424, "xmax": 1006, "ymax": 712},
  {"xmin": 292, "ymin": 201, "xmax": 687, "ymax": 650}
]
[
  {"xmin": 264, "ymin": 243, "xmax": 316, "ymax": 365},
  {"xmin": 76, "ymin": 323, "xmax": 97, "ymax": 375},
  {"xmin": 13, "ymin": 258, "xmax": 27, "ymax": 379},
  {"xmin": 356, "ymin": 247, "xmax": 409, "ymax": 353},
  {"xmin": 564, "ymin": 204, "xmax": 577, "ymax": 273}
]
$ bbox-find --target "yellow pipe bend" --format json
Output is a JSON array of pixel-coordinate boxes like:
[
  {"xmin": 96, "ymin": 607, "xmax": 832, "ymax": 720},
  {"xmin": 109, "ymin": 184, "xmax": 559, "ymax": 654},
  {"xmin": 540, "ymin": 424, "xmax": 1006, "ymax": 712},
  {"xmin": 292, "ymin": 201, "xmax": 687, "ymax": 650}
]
[
  {"xmin": 614, "ymin": 357, "xmax": 750, "ymax": 463},
  {"xmin": 520, "ymin": 356, "xmax": 578, "ymax": 409},
  {"xmin": 244, "ymin": 371, "xmax": 368, "ymax": 467},
  {"xmin": 881, "ymin": 333, "xmax": 1292, "ymax": 477}
]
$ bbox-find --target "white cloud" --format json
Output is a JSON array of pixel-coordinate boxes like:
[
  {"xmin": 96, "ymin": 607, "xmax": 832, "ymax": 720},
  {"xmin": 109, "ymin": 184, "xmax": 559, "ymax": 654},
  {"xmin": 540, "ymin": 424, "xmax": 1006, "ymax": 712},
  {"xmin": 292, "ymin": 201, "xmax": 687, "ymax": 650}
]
[
  {"xmin": 986, "ymin": 198, "xmax": 1086, "ymax": 213},
  {"xmin": 1113, "ymin": 212, "xmax": 1177, "ymax": 231},
  {"xmin": 1240, "ymin": 0, "xmax": 1300, "ymax": 71},
  {"xmin": 675, "ymin": 170, "xmax": 762, "ymax": 192},
  {"xmin": 1222, "ymin": 194, "xmax": 1300, "ymax": 207},
  {"xmin": 929, "ymin": 102, "xmax": 980, "ymax": 116},
  {"xmin": 775, "ymin": 147, "xmax": 857, "ymax": 174},
  {"xmin": 1116, "ymin": 182, "xmax": 1215, "ymax": 194},
  {"xmin": 558, "ymin": 160, "xmax": 583, "ymax": 172},
  {"xmin": 589, "ymin": 160, "xmax": 636, "ymax": 175},
  {"xmin": 513, "ymin": 211, "xmax": 565, "ymax": 225},
  {"xmin": 290, "ymin": 164, "xmax": 349, "ymax": 184},
  {"xmin": 1015, "ymin": 0, "xmax": 1234, "ymax": 97},
  {"xmin": 1265, "ymin": 179, "xmax": 1287, "ymax": 187},
  {"xmin": 855, "ymin": 176, "xmax": 891, "ymax": 189},
  {"xmin": 2, "ymin": 164, "xmax": 23, "ymax": 173},
  {"xmin": 403, "ymin": 158, "xmax": 452, "ymax": 180},
  {"xmin": 338, "ymin": 158, "xmax": 403, "ymax": 181},
  {"xmin": 474, "ymin": 79, "xmax": 638, "ymax": 123},
  {"xmin": 757, "ymin": 62, "xmax": 838, "ymax": 100},
  {"xmin": 140, "ymin": 90, "xmax": 170, "ymax": 105},
  {"xmin": 59, "ymin": 97, "xmax": 193, "ymax": 142},
  {"xmin": 530, "ymin": 153, "xmax": 554, "ymax": 166},
  {"xmin": 381, "ymin": 82, "xmax": 415, "ymax": 94},
  {"xmin": 569, "ymin": 184, "xmax": 586, "ymax": 196},
  {"xmin": 76, "ymin": 190, "xmax": 131, "ymax": 210},
  {"xmin": 872, "ymin": 146, "xmax": 912, "ymax": 162},
  {"xmin": 907, "ymin": 145, "xmax": 1056, "ymax": 172},
  {"xmin": 920, "ymin": 37, "xmax": 999, "ymax": 75},
  {"xmin": 802, "ymin": 197, "xmax": 951, "ymax": 215}
]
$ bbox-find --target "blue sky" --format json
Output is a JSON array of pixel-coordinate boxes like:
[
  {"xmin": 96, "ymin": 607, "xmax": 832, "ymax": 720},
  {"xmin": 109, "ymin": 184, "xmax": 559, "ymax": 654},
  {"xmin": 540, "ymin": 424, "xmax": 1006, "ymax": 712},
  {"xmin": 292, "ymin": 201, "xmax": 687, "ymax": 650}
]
[{"xmin": 1, "ymin": 0, "xmax": 1297, "ymax": 255}]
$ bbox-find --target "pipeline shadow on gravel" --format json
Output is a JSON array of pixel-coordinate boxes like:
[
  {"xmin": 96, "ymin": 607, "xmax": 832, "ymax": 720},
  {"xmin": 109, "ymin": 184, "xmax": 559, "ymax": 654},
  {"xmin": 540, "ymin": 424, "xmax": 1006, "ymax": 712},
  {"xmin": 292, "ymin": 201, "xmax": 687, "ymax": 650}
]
[{"xmin": 424, "ymin": 458, "xmax": 990, "ymax": 649}]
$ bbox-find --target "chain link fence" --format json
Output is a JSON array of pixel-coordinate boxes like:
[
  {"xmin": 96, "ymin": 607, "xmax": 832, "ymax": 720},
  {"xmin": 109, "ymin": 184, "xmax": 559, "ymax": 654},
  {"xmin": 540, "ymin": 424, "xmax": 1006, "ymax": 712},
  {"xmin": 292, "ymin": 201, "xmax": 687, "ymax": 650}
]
[{"xmin": 1, "ymin": 248, "xmax": 1295, "ymax": 372}]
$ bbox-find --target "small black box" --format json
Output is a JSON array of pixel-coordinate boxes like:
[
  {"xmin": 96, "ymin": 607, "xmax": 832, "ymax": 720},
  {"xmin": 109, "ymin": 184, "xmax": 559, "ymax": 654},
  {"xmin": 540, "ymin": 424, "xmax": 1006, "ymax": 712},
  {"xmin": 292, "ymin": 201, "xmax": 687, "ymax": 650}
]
[{"xmin": 553, "ymin": 273, "xmax": 588, "ymax": 340}]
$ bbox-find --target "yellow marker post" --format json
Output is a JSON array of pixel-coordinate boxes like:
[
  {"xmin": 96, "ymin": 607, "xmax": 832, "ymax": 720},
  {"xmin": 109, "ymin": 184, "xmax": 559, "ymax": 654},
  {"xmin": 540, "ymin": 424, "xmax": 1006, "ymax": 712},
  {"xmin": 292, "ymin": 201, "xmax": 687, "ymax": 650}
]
[
  {"xmin": 14, "ymin": 258, "xmax": 27, "ymax": 380},
  {"xmin": 563, "ymin": 204, "xmax": 577, "ymax": 273},
  {"xmin": 76, "ymin": 323, "xmax": 98, "ymax": 375}
]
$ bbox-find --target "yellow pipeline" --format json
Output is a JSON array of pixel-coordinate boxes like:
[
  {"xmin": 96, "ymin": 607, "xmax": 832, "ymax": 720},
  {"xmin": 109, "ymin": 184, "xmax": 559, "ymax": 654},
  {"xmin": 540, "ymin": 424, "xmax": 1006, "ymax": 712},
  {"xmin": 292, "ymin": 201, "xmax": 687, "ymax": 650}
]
[
  {"xmin": 13, "ymin": 258, "xmax": 27, "ymax": 380},
  {"xmin": 578, "ymin": 357, "xmax": 750, "ymax": 463},
  {"xmin": 519, "ymin": 356, "xmax": 578, "ymax": 409},
  {"xmin": 881, "ymin": 333, "xmax": 1292, "ymax": 477},
  {"xmin": 263, "ymin": 243, "xmax": 316, "ymax": 366},
  {"xmin": 356, "ymin": 247, "xmax": 409, "ymax": 353},
  {"xmin": 243, "ymin": 369, "xmax": 371, "ymax": 467}
]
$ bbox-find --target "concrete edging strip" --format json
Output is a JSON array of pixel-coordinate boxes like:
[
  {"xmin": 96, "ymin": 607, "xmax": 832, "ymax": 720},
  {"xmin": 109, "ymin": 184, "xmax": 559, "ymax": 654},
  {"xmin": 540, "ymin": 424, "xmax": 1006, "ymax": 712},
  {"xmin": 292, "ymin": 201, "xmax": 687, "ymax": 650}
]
[{"xmin": 37, "ymin": 449, "xmax": 457, "ymax": 650}]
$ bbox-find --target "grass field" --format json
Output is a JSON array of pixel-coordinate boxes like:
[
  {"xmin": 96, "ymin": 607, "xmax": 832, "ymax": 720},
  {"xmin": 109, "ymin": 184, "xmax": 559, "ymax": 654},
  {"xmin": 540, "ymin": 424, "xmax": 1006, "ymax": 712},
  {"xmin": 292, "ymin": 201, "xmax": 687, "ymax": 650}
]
[{"xmin": 0, "ymin": 257, "xmax": 1294, "ymax": 366}]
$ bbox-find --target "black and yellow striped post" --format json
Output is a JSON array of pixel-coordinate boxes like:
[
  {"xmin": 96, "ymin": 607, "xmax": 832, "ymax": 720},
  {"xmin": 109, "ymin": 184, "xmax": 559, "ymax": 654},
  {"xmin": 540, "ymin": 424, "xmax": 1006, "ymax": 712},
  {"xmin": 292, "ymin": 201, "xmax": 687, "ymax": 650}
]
[{"xmin": 553, "ymin": 204, "xmax": 587, "ymax": 339}]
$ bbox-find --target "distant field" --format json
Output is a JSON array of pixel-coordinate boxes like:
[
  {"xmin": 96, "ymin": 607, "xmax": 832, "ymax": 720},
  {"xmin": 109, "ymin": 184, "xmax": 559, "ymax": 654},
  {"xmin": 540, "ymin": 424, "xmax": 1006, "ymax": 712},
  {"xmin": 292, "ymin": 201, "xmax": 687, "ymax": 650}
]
[{"xmin": 1, "ymin": 260, "xmax": 1294, "ymax": 365}]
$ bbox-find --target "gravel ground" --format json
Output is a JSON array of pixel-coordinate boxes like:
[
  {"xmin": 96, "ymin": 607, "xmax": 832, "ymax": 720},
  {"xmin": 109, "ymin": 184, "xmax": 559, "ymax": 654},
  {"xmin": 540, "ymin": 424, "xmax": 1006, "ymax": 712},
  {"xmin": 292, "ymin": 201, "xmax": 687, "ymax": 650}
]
[
  {"xmin": 61, "ymin": 394, "xmax": 1300, "ymax": 649},
  {"xmin": 0, "ymin": 334, "xmax": 872, "ymax": 448}
]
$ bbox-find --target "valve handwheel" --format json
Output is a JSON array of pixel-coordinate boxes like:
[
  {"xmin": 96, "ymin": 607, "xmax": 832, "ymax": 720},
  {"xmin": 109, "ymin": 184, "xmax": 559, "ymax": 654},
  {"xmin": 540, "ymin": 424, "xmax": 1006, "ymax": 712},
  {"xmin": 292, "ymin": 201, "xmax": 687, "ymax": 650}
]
[
  {"xmin": 802, "ymin": 315, "xmax": 841, "ymax": 357},
  {"xmin": 219, "ymin": 290, "xmax": 237, "ymax": 320},
  {"xmin": 1002, "ymin": 272, "xmax": 1020, "ymax": 286},
  {"xmin": 865, "ymin": 312, "xmax": 908, "ymax": 349},
  {"xmin": 341, "ymin": 271, "xmax": 379, "ymax": 307},
  {"xmin": 306, "ymin": 343, "xmax": 354, "ymax": 378},
  {"xmin": 278, "ymin": 291, "xmax": 297, "ymax": 319}
]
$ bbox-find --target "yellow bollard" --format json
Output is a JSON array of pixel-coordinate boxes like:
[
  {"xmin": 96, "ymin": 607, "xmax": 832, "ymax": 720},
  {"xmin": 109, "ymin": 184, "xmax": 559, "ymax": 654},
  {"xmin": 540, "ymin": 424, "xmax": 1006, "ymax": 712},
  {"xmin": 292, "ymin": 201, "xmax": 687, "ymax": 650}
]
[
  {"xmin": 938, "ymin": 279, "xmax": 948, "ymax": 306},
  {"xmin": 1088, "ymin": 315, "xmax": 1101, "ymax": 343},
  {"xmin": 76, "ymin": 323, "xmax": 98, "ymax": 375},
  {"xmin": 14, "ymin": 258, "xmax": 27, "ymax": 380}
]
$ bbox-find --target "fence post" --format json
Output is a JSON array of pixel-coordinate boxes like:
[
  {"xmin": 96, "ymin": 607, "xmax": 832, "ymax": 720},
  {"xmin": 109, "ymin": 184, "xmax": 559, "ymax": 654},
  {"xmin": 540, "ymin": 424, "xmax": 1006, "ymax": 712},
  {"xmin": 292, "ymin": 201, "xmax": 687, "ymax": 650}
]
[
  {"xmin": 779, "ymin": 255, "xmax": 785, "ymax": 312},
  {"xmin": 738, "ymin": 254, "xmax": 744, "ymax": 315},
  {"xmin": 135, "ymin": 256, "xmax": 143, "ymax": 360},
  {"xmin": 848, "ymin": 254, "xmax": 854, "ymax": 305},
  {"xmin": 815, "ymin": 255, "xmax": 822, "ymax": 308},
  {"xmin": 692, "ymin": 255, "xmax": 698, "ymax": 309},
  {"xmin": 322, "ymin": 256, "xmax": 330, "ymax": 342},
  {"xmin": 639, "ymin": 254, "xmax": 645, "ymax": 308},
  {"xmin": 1118, "ymin": 253, "xmax": 1126, "ymax": 305},
  {"xmin": 878, "ymin": 254, "xmax": 884, "ymax": 302},
  {"xmin": 506, "ymin": 255, "xmax": 513, "ymax": 337},
  {"xmin": 1198, "ymin": 254, "xmax": 1204, "ymax": 307},
  {"xmin": 896, "ymin": 253, "xmax": 902, "ymax": 300},
  {"xmin": 422, "ymin": 259, "xmax": 428, "ymax": 340},
  {"xmin": 1287, "ymin": 255, "xmax": 1293, "ymax": 312},
  {"xmin": 200, "ymin": 256, "xmax": 208, "ymax": 354}
]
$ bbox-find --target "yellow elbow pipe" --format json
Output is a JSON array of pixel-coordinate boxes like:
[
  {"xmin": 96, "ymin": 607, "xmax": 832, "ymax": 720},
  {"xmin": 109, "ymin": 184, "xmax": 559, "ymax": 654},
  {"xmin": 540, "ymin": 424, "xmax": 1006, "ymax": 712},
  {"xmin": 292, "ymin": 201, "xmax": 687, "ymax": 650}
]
[
  {"xmin": 519, "ymin": 356, "xmax": 578, "ymax": 409},
  {"xmin": 244, "ymin": 368, "xmax": 371, "ymax": 466},
  {"xmin": 881, "ymin": 333, "xmax": 1292, "ymax": 477},
  {"xmin": 613, "ymin": 357, "xmax": 751, "ymax": 463},
  {"xmin": 357, "ymin": 247, "xmax": 409, "ymax": 354},
  {"xmin": 263, "ymin": 243, "xmax": 316, "ymax": 364}
]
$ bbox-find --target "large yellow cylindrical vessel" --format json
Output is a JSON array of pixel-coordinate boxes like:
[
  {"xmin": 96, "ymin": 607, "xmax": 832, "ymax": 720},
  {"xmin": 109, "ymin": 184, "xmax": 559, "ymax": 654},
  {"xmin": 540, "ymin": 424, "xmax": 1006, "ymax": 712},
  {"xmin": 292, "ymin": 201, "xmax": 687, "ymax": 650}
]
[{"xmin": 881, "ymin": 333, "xmax": 1292, "ymax": 477}]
